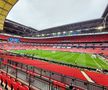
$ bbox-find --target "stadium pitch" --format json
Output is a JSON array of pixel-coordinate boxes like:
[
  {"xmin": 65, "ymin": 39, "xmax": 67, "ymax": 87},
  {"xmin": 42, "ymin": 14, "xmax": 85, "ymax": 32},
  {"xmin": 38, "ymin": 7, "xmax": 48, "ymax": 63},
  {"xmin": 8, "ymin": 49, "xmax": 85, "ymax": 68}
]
[{"xmin": 11, "ymin": 50, "xmax": 108, "ymax": 70}]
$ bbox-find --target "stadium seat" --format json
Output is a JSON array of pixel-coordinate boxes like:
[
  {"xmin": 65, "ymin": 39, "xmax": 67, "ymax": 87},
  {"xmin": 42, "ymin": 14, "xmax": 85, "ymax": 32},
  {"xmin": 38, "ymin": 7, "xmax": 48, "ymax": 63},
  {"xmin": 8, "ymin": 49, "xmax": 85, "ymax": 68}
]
[{"xmin": 85, "ymin": 70, "xmax": 108, "ymax": 87}]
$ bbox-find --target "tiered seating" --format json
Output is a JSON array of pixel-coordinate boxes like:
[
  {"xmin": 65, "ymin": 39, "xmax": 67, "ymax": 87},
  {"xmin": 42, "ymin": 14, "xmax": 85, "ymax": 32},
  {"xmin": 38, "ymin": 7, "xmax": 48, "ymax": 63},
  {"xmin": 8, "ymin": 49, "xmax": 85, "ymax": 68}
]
[
  {"xmin": 85, "ymin": 70, "xmax": 108, "ymax": 87},
  {"xmin": 0, "ymin": 34, "xmax": 108, "ymax": 57},
  {"xmin": 53, "ymin": 80, "xmax": 83, "ymax": 90},
  {"xmin": 0, "ymin": 33, "xmax": 108, "ymax": 43},
  {"xmin": 0, "ymin": 41, "xmax": 108, "ymax": 58},
  {"xmin": 1, "ymin": 51, "xmax": 108, "ymax": 89},
  {"xmin": 0, "ymin": 53, "xmax": 86, "ymax": 90},
  {"xmin": 0, "ymin": 54, "xmax": 87, "ymax": 81},
  {"xmin": 0, "ymin": 42, "xmax": 37, "ymax": 50},
  {"xmin": 0, "ymin": 72, "xmax": 29, "ymax": 90}
]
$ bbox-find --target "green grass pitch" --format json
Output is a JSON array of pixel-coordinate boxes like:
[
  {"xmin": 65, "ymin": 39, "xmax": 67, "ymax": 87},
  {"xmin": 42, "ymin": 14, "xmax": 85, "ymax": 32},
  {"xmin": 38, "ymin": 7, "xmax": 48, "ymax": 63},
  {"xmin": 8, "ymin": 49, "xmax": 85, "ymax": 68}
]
[{"xmin": 11, "ymin": 50, "xmax": 108, "ymax": 70}]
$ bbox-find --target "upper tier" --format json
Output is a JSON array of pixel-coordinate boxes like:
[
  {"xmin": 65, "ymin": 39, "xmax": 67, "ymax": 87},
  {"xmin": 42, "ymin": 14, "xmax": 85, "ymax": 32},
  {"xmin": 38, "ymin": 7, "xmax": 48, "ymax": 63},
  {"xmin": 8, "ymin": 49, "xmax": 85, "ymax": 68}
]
[{"xmin": 0, "ymin": 33, "xmax": 108, "ymax": 43}]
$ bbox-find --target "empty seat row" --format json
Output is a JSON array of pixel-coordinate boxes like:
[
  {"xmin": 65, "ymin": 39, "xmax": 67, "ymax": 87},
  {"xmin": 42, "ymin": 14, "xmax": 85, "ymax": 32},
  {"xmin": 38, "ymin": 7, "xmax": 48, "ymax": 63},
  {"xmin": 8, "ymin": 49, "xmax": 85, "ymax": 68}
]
[
  {"xmin": 85, "ymin": 70, "xmax": 108, "ymax": 88},
  {"xmin": 0, "ymin": 33, "xmax": 108, "ymax": 43}
]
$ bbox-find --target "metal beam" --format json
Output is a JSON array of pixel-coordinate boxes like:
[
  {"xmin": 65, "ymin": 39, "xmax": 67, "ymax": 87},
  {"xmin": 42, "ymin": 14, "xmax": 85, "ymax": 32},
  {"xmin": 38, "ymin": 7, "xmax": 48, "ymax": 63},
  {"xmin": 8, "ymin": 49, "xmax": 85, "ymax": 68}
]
[
  {"xmin": 0, "ymin": 7, "xmax": 8, "ymax": 12},
  {"xmin": 102, "ymin": 4, "xmax": 108, "ymax": 18},
  {"xmin": 0, "ymin": 13, "xmax": 6, "ymax": 17},
  {"xmin": 2, "ymin": 0, "xmax": 13, "ymax": 6}
]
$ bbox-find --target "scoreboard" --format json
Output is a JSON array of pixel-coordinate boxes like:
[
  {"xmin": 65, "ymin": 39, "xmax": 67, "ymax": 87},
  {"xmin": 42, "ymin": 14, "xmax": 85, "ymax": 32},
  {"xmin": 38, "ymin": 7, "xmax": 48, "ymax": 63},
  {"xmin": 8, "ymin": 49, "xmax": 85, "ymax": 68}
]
[{"xmin": 8, "ymin": 38, "xmax": 20, "ymax": 43}]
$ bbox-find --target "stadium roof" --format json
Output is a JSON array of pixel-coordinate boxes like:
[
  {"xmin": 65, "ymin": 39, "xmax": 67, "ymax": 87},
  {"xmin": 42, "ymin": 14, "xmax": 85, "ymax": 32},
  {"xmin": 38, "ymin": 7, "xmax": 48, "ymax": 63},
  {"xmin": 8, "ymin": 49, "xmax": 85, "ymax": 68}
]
[
  {"xmin": 7, "ymin": 0, "xmax": 108, "ymax": 30},
  {"xmin": 0, "ymin": 0, "xmax": 18, "ymax": 31},
  {"xmin": 102, "ymin": 5, "xmax": 108, "ymax": 18}
]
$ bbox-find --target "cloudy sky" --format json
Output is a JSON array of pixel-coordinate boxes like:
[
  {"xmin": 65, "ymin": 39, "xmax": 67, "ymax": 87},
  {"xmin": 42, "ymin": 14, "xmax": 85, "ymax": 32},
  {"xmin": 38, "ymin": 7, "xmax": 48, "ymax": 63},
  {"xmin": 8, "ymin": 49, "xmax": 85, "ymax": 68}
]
[{"xmin": 7, "ymin": 0, "xmax": 108, "ymax": 30}]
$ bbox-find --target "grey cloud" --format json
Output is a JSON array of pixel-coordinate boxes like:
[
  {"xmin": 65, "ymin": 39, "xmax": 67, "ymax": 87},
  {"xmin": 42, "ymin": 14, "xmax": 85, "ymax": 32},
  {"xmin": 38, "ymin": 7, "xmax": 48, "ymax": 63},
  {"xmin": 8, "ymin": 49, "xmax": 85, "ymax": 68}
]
[{"xmin": 7, "ymin": 0, "xmax": 108, "ymax": 30}]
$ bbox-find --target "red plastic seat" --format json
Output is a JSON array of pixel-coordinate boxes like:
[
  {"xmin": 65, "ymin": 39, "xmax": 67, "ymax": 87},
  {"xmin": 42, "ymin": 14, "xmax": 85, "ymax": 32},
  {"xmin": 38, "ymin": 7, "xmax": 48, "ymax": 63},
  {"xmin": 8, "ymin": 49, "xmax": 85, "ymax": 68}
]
[
  {"xmin": 85, "ymin": 70, "xmax": 108, "ymax": 87},
  {"xmin": 0, "ymin": 74, "xmax": 2, "ymax": 80},
  {"xmin": 11, "ymin": 78, "xmax": 15, "ymax": 82},
  {"xmin": 2, "ymin": 74, "xmax": 7, "ymax": 83},
  {"xmin": 19, "ymin": 85, "xmax": 26, "ymax": 90},
  {"xmin": 23, "ymin": 85, "xmax": 29, "ymax": 90},
  {"xmin": 12, "ymin": 81, "xmax": 18, "ymax": 90},
  {"xmin": 7, "ymin": 78, "xmax": 11, "ymax": 87},
  {"xmin": 9, "ymin": 78, "xmax": 15, "ymax": 89}
]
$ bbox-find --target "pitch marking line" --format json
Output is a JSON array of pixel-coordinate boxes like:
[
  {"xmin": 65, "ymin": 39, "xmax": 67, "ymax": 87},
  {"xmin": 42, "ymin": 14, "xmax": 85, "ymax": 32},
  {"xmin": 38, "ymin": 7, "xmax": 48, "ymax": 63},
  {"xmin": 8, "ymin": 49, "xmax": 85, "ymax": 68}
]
[
  {"xmin": 90, "ymin": 54, "xmax": 102, "ymax": 69},
  {"xmin": 98, "ymin": 55, "xmax": 108, "ymax": 66}
]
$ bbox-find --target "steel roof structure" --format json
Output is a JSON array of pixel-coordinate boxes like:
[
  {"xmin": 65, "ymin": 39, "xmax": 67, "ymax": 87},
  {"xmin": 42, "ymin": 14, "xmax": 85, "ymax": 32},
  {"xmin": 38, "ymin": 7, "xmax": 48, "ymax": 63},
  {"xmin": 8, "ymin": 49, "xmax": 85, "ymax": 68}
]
[{"xmin": 0, "ymin": 0, "xmax": 18, "ymax": 31}]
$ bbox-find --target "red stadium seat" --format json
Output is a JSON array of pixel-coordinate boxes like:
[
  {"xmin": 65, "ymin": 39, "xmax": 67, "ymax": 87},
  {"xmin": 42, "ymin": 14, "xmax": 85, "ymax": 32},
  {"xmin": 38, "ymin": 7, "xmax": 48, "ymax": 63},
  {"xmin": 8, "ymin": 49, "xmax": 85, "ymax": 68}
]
[
  {"xmin": 19, "ymin": 85, "xmax": 28, "ymax": 90},
  {"xmin": 23, "ymin": 85, "xmax": 29, "ymax": 90},
  {"xmin": 85, "ymin": 70, "xmax": 108, "ymax": 87}
]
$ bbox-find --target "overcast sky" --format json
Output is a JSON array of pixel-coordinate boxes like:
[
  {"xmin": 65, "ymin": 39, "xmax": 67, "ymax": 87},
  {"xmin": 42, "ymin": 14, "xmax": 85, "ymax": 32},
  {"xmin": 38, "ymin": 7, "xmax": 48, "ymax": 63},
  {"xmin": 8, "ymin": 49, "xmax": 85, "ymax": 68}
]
[{"xmin": 7, "ymin": 0, "xmax": 108, "ymax": 30}]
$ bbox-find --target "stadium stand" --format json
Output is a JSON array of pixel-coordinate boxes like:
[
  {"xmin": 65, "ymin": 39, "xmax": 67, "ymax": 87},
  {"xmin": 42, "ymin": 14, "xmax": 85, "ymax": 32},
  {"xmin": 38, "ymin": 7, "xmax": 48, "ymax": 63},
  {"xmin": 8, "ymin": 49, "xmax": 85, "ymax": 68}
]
[
  {"xmin": 85, "ymin": 70, "xmax": 108, "ymax": 88},
  {"xmin": 0, "ymin": 1, "xmax": 107, "ymax": 90},
  {"xmin": 0, "ymin": 71, "xmax": 29, "ymax": 90},
  {"xmin": 0, "ymin": 50, "xmax": 108, "ymax": 90},
  {"xmin": 0, "ymin": 33, "xmax": 108, "ymax": 58}
]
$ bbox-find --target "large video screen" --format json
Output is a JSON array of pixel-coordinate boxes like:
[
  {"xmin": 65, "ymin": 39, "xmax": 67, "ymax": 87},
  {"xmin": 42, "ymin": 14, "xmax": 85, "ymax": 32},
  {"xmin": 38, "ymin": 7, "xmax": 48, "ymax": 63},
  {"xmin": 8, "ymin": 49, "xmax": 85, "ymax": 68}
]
[{"xmin": 8, "ymin": 38, "xmax": 20, "ymax": 43}]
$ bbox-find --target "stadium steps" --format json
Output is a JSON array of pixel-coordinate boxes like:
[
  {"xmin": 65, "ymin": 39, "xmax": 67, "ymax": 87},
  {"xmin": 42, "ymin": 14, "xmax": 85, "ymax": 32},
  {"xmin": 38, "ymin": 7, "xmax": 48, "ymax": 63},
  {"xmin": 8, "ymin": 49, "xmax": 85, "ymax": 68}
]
[
  {"xmin": 81, "ymin": 71, "xmax": 94, "ymax": 83},
  {"xmin": 0, "ymin": 54, "xmax": 87, "ymax": 81},
  {"xmin": 85, "ymin": 70, "xmax": 108, "ymax": 87}
]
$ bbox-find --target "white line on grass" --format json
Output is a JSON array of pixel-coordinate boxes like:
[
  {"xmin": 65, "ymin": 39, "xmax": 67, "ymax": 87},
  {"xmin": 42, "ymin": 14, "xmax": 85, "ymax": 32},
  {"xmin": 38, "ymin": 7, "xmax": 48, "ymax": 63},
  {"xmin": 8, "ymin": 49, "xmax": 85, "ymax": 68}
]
[
  {"xmin": 97, "ymin": 55, "xmax": 108, "ymax": 66},
  {"xmin": 74, "ymin": 53, "xmax": 81, "ymax": 65},
  {"xmin": 90, "ymin": 54, "xmax": 102, "ymax": 69}
]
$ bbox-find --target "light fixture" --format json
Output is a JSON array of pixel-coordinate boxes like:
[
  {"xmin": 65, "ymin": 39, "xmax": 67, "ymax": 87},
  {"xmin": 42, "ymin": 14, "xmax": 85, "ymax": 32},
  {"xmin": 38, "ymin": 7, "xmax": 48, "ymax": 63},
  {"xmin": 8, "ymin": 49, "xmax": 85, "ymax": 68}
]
[
  {"xmin": 63, "ymin": 31, "xmax": 66, "ymax": 34},
  {"xmin": 96, "ymin": 26, "xmax": 104, "ymax": 30}
]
